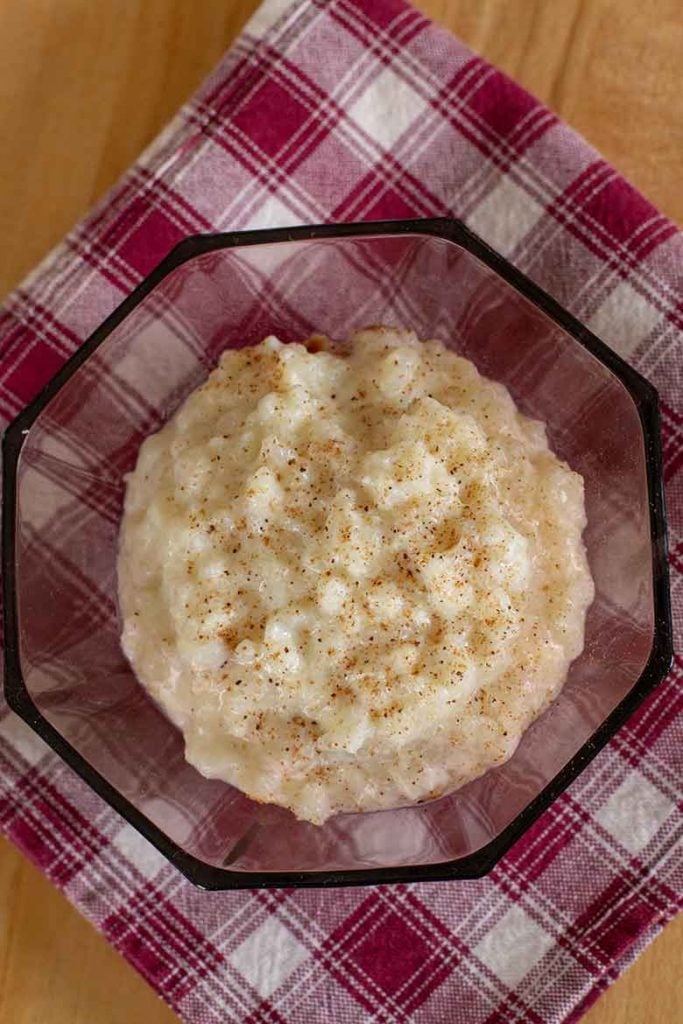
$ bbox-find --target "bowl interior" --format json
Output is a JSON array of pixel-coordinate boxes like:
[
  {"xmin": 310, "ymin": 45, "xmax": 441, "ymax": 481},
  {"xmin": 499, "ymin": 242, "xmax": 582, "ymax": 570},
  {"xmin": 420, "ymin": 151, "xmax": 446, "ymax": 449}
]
[{"xmin": 12, "ymin": 232, "xmax": 655, "ymax": 875}]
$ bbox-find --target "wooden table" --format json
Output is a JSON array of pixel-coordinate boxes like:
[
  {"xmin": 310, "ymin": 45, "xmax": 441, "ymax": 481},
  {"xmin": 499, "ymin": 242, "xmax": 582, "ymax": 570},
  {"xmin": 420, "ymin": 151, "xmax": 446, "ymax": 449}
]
[{"xmin": 0, "ymin": 1, "xmax": 680, "ymax": 1021}]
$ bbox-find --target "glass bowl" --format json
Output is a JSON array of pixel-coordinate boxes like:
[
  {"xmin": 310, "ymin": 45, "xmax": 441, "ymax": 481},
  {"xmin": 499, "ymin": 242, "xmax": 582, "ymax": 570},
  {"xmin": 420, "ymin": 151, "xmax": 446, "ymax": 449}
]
[{"xmin": 2, "ymin": 219, "xmax": 672, "ymax": 889}]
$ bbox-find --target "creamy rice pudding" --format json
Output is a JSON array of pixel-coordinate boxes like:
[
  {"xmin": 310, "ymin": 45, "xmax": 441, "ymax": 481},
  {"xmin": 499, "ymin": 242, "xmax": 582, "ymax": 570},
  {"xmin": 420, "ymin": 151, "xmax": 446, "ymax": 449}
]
[{"xmin": 118, "ymin": 328, "xmax": 593, "ymax": 824}]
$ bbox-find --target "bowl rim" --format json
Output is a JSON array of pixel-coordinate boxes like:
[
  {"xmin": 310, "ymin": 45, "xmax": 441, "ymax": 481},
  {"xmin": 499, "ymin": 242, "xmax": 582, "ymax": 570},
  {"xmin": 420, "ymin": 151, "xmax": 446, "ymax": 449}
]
[{"xmin": 2, "ymin": 216, "xmax": 673, "ymax": 890}]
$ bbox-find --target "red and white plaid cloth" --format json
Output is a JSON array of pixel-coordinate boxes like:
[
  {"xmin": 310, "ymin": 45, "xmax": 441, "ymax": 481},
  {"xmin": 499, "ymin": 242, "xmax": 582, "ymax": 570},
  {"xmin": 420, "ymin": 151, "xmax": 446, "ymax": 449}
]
[{"xmin": 0, "ymin": 1, "xmax": 681, "ymax": 1021}]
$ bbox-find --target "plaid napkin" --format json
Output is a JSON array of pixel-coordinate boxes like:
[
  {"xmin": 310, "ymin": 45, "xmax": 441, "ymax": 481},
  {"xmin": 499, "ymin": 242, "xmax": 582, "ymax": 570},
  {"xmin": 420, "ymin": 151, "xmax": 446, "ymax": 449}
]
[{"xmin": 1, "ymin": 0, "xmax": 681, "ymax": 1021}]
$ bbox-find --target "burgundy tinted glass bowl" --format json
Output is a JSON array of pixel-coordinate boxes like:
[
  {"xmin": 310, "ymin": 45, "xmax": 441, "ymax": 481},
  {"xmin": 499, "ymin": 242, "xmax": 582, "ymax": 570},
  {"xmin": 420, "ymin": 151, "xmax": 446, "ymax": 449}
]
[{"xmin": 2, "ymin": 219, "xmax": 672, "ymax": 889}]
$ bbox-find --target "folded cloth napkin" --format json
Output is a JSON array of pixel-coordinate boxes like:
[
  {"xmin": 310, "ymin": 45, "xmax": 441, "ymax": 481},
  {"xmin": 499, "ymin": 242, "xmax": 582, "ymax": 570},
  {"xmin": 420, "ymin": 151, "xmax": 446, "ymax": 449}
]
[{"xmin": 0, "ymin": 1, "xmax": 681, "ymax": 1021}]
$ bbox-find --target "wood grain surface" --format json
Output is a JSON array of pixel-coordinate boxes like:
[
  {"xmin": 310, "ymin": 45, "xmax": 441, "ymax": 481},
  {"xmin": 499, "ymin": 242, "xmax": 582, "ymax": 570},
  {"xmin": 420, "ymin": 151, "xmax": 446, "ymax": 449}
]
[{"xmin": 0, "ymin": 2, "xmax": 680, "ymax": 1022}]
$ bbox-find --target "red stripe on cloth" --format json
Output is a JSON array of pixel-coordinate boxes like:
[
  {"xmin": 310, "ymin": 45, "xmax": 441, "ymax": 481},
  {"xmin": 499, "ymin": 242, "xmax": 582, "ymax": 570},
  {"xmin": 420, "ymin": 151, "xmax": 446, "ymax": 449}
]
[
  {"xmin": 566, "ymin": 870, "xmax": 673, "ymax": 966},
  {"xmin": 244, "ymin": 1006, "xmax": 289, "ymax": 1024},
  {"xmin": 333, "ymin": 0, "xmax": 432, "ymax": 57},
  {"xmin": 0, "ymin": 770, "xmax": 108, "ymax": 886},
  {"xmin": 2, "ymin": 339, "xmax": 65, "ymax": 407},
  {"xmin": 103, "ymin": 884, "xmax": 225, "ymax": 1007},
  {"xmin": 431, "ymin": 60, "xmax": 558, "ymax": 170},
  {"xmin": 318, "ymin": 890, "xmax": 455, "ymax": 1017},
  {"xmin": 612, "ymin": 672, "xmax": 683, "ymax": 774},
  {"xmin": 499, "ymin": 800, "xmax": 578, "ymax": 884},
  {"xmin": 467, "ymin": 68, "xmax": 552, "ymax": 141},
  {"xmin": 661, "ymin": 401, "xmax": 683, "ymax": 481},
  {"xmin": 549, "ymin": 161, "xmax": 680, "ymax": 291},
  {"xmin": 670, "ymin": 541, "xmax": 683, "ymax": 576}
]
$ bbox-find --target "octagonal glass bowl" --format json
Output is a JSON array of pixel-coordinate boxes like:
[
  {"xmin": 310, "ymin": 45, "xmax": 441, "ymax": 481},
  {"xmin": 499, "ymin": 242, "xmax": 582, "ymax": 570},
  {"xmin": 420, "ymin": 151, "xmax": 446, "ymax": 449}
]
[{"xmin": 2, "ymin": 219, "xmax": 672, "ymax": 889}]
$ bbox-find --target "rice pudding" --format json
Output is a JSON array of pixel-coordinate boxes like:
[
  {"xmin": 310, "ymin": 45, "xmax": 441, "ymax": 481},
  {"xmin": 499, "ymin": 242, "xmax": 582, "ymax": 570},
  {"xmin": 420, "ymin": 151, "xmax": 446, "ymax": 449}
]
[{"xmin": 118, "ymin": 328, "xmax": 594, "ymax": 824}]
